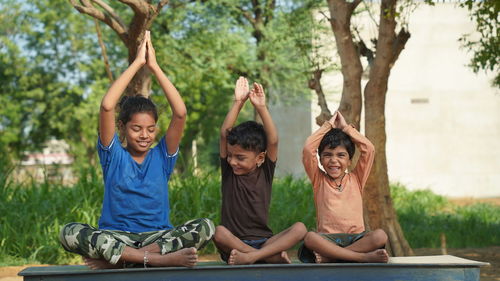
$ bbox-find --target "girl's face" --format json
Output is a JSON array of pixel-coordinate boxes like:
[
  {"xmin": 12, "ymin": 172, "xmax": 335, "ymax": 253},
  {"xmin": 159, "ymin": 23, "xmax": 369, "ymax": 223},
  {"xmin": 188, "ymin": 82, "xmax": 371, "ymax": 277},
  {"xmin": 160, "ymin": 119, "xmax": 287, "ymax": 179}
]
[
  {"xmin": 319, "ymin": 145, "xmax": 351, "ymax": 180},
  {"xmin": 122, "ymin": 112, "xmax": 158, "ymax": 156}
]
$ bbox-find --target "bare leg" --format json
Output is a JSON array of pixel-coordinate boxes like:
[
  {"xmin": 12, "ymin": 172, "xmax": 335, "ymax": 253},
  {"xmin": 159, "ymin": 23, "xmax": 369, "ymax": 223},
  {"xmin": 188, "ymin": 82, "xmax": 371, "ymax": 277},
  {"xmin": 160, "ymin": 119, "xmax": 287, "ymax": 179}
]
[
  {"xmin": 84, "ymin": 246, "xmax": 198, "ymax": 269},
  {"xmin": 304, "ymin": 232, "xmax": 389, "ymax": 263},
  {"xmin": 345, "ymin": 229, "xmax": 388, "ymax": 253},
  {"xmin": 228, "ymin": 222, "xmax": 307, "ymax": 265},
  {"xmin": 213, "ymin": 226, "xmax": 258, "ymax": 264}
]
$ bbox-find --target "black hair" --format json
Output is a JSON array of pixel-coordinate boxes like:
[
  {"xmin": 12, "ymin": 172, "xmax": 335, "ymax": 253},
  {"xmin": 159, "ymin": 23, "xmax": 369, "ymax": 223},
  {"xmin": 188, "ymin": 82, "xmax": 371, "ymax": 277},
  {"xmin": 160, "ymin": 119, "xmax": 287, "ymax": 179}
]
[
  {"xmin": 117, "ymin": 95, "xmax": 158, "ymax": 125},
  {"xmin": 226, "ymin": 121, "xmax": 267, "ymax": 153},
  {"xmin": 318, "ymin": 128, "xmax": 355, "ymax": 159}
]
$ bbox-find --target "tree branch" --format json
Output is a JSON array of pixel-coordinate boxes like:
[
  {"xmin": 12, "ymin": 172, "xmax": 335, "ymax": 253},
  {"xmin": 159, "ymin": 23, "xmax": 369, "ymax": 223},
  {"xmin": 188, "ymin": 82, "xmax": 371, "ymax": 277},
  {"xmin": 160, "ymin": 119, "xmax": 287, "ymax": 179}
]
[
  {"xmin": 236, "ymin": 6, "xmax": 256, "ymax": 25},
  {"xmin": 390, "ymin": 28, "xmax": 411, "ymax": 66},
  {"xmin": 69, "ymin": 0, "xmax": 128, "ymax": 42},
  {"xmin": 157, "ymin": 0, "xmax": 169, "ymax": 13},
  {"xmin": 92, "ymin": 0, "xmax": 126, "ymax": 29},
  {"xmin": 117, "ymin": 0, "xmax": 148, "ymax": 14},
  {"xmin": 308, "ymin": 67, "xmax": 332, "ymax": 125}
]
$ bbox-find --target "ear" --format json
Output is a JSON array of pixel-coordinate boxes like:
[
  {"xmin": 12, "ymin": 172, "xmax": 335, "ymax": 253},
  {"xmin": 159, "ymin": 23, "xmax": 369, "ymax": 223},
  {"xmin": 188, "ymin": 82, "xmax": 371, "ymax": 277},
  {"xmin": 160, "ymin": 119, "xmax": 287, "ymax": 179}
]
[
  {"xmin": 256, "ymin": 151, "xmax": 266, "ymax": 167},
  {"xmin": 118, "ymin": 120, "xmax": 125, "ymax": 133}
]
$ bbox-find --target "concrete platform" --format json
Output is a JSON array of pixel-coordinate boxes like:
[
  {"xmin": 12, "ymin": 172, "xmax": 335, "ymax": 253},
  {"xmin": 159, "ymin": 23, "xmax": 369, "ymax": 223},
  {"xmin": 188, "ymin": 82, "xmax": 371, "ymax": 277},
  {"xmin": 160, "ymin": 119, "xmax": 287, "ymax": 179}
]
[{"xmin": 18, "ymin": 255, "xmax": 489, "ymax": 281}]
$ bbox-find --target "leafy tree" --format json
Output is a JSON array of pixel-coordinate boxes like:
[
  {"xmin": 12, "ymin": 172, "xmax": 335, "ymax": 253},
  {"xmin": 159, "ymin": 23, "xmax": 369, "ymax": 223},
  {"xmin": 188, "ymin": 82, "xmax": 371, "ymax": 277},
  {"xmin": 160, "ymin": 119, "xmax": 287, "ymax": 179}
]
[
  {"xmin": 459, "ymin": 0, "xmax": 499, "ymax": 87},
  {"xmin": 319, "ymin": 0, "xmax": 419, "ymax": 256}
]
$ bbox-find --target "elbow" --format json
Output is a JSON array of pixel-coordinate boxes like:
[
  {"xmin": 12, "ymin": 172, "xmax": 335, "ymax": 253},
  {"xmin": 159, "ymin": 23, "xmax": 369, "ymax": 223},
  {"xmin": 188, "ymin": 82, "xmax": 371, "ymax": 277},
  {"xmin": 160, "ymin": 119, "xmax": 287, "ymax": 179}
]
[
  {"xmin": 100, "ymin": 102, "xmax": 114, "ymax": 113},
  {"xmin": 267, "ymin": 137, "xmax": 278, "ymax": 148},
  {"xmin": 172, "ymin": 109, "xmax": 187, "ymax": 121}
]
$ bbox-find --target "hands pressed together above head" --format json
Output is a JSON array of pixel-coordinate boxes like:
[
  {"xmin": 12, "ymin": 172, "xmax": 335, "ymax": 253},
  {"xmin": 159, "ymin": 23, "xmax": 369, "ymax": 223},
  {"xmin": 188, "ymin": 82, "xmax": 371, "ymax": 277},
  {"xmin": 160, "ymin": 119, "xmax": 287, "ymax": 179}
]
[{"xmin": 328, "ymin": 111, "xmax": 348, "ymax": 130}]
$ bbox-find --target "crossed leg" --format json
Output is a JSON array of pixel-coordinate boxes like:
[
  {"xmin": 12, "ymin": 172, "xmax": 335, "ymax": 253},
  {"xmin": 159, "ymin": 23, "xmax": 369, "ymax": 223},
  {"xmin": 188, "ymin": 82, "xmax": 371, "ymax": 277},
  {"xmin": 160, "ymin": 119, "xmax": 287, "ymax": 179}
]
[
  {"xmin": 84, "ymin": 244, "xmax": 198, "ymax": 269},
  {"xmin": 304, "ymin": 229, "xmax": 389, "ymax": 263},
  {"xmin": 214, "ymin": 222, "xmax": 307, "ymax": 265}
]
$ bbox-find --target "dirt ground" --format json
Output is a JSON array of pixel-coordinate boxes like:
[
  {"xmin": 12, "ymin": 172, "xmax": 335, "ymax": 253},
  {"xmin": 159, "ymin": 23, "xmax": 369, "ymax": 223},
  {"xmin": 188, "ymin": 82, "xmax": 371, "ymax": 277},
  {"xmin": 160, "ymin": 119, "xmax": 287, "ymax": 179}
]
[{"xmin": 2, "ymin": 198, "xmax": 498, "ymax": 280}]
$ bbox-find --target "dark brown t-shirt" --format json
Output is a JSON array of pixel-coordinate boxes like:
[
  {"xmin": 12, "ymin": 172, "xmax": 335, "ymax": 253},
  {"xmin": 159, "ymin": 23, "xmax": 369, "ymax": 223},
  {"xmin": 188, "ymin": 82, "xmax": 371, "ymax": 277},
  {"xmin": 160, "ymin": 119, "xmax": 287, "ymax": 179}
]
[{"xmin": 220, "ymin": 157, "xmax": 275, "ymax": 240}]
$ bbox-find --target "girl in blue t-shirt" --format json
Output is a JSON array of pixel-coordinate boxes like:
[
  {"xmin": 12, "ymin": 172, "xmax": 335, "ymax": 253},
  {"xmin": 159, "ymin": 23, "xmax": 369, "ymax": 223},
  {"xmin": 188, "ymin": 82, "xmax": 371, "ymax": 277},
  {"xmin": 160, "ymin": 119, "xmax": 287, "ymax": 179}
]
[{"xmin": 59, "ymin": 31, "xmax": 214, "ymax": 269}]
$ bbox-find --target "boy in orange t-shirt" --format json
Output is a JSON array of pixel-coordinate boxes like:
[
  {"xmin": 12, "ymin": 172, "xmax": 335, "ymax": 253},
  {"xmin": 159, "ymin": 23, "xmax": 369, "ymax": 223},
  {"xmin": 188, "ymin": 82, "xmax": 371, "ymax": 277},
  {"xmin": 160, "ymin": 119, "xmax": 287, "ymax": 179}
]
[{"xmin": 299, "ymin": 111, "xmax": 389, "ymax": 263}]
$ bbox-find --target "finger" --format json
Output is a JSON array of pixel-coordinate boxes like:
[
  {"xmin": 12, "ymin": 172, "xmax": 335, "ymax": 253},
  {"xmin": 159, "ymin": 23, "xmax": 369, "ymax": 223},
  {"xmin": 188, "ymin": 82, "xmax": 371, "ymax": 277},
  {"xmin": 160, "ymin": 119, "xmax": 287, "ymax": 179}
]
[{"xmin": 257, "ymin": 83, "xmax": 264, "ymax": 95}]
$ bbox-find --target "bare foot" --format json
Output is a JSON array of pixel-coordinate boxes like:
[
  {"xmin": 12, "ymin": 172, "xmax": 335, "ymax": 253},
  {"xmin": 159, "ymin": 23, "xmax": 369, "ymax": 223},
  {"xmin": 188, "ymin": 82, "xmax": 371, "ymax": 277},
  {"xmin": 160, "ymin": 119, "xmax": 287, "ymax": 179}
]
[
  {"xmin": 265, "ymin": 251, "xmax": 292, "ymax": 264},
  {"xmin": 362, "ymin": 249, "xmax": 389, "ymax": 263},
  {"xmin": 228, "ymin": 249, "xmax": 255, "ymax": 265},
  {"xmin": 314, "ymin": 251, "xmax": 334, "ymax": 263},
  {"xmin": 84, "ymin": 257, "xmax": 121, "ymax": 269},
  {"xmin": 150, "ymin": 247, "xmax": 198, "ymax": 267}
]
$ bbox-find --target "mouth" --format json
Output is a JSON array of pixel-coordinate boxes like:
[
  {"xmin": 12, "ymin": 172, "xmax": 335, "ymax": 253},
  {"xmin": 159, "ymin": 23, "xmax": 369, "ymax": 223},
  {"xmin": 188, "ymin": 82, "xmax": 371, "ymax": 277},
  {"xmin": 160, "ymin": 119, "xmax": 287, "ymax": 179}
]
[{"xmin": 137, "ymin": 140, "xmax": 150, "ymax": 148}]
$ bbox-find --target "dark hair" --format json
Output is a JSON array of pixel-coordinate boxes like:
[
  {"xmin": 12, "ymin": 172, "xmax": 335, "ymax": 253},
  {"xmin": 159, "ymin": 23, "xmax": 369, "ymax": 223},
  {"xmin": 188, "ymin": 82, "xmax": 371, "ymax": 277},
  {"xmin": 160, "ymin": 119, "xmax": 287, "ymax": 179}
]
[
  {"xmin": 117, "ymin": 95, "xmax": 158, "ymax": 125},
  {"xmin": 227, "ymin": 121, "xmax": 266, "ymax": 153},
  {"xmin": 318, "ymin": 128, "xmax": 355, "ymax": 159}
]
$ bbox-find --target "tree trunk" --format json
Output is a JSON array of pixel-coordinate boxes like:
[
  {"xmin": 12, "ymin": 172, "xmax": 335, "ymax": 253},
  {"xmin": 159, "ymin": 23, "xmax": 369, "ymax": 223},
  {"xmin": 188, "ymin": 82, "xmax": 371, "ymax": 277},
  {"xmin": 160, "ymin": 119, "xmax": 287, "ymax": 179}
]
[
  {"xmin": 326, "ymin": 0, "xmax": 363, "ymax": 129},
  {"xmin": 363, "ymin": 0, "xmax": 413, "ymax": 257}
]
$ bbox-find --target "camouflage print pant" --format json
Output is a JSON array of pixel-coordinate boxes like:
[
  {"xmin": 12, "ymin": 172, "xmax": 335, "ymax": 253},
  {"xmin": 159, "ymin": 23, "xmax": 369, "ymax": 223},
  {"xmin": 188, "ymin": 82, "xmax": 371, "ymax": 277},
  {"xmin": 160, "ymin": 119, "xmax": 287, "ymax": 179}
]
[{"xmin": 59, "ymin": 218, "xmax": 215, "ymax": 265}]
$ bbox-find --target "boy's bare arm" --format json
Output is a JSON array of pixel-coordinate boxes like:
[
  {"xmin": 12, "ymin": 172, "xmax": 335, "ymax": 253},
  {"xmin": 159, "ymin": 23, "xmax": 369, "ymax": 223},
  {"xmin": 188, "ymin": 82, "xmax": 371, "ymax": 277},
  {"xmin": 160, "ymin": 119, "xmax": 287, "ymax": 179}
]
[
  {"xmin": 302, "ymin": 112, "xmax": 337, "ymax": 185},
  {"xmin": 220, "ymin": 77, "xmax": 249, "ymax": 158},
  {"xmin": 335, "ymin": 111, "xmax": 375, "ymax": 188},
  {"xmin": 99, "ymin": 33, "xmax": 147, "ymax": 147},
  {"xmin": 249, "ymin": 83, "xmax": 278, "ymax": 162},
  {"xmin": 146, "ymin": 32, "xmax": 187, "ymax": 155}
]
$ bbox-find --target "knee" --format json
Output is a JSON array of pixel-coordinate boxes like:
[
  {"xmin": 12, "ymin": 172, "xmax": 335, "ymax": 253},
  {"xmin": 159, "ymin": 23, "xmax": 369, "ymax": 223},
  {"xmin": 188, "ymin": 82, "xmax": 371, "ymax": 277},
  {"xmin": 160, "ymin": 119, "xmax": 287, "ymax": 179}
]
[
  {"xmin": 59, "ymin": 222, "xmax": 84, "ymax": 251},
  {"xmin": 213, "ymin": 225, "xmax": 230, "ymax": 243},
  {"xmin": 199, "ymin": 218, "xmax": 216, "ymax": 240},
  {"xmin": 292, "ymin": 222, "xmax": 308, "ymax": 236},
  {"xmin": 303, "ymin": 231, "xmax": 318, "ymax": 247},
  {"xmin": 371, "ymin": 229, "xmax": 388, "ymax": 247}
]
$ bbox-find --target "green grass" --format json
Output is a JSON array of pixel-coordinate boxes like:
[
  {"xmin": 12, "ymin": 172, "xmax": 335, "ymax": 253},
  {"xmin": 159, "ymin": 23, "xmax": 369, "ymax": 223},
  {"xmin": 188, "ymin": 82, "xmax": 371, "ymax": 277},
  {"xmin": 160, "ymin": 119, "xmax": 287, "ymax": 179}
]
[
  {"xmin": 0, "ymin": 164, "xmax": 499, "ymax": 265},
  {"xmin": 391, "ymin": 183, "xmax": 500, "ymax": 248}
]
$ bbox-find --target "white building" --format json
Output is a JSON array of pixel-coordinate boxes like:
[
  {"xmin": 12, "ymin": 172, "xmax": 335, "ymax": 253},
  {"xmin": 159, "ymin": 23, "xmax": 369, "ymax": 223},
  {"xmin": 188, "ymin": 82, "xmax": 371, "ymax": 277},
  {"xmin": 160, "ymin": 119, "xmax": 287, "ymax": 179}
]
[
  {"xmin": 15, "ymin": 139, "xmax": 74, "ymax": 184},
  {"xmin": 272, "ymin": 2, "xmax": 500, "ymax": 198}
]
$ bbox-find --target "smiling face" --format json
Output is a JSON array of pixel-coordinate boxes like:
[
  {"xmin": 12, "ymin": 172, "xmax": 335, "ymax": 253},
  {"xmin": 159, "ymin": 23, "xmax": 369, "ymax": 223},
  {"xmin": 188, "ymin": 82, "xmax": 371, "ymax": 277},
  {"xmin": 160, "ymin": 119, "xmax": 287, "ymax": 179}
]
[
  {"xmin": 319, "ymin": 145, "xmax": 351, "ymax": 180},
  {"xmin": 121, "ymin": 112, "xmax": 158, "ymax": 157},
  {"xmin": 226, "ymin": 144, "xmax": 265, "ymax": 175}
]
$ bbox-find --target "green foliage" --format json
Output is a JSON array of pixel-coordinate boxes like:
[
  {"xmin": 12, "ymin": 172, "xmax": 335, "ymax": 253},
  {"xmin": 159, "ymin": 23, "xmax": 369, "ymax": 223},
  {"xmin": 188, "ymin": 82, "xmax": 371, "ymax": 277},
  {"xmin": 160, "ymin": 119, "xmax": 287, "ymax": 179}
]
[
  {"xmin": 392, "ymin": 183, "xmax": 500, "ymax": 248},
  {"xmin": 1, "ymin": 162, "xmax": 498, "ymax": 266},
  {"xmin": 0, "ymin": 166, "xmax": 103, "ymax": 265},
  {"xmin": 459, "ymin": 0, "xmax": 500, "ymax": 87}
]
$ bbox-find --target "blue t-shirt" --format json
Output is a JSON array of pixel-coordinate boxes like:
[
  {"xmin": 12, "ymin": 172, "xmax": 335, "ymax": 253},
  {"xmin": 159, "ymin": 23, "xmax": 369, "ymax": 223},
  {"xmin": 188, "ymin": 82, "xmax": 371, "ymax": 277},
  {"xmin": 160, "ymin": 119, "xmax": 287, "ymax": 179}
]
[{"xmin": 97, "ymin": 134, "xmax": 178, "ymax": 232}]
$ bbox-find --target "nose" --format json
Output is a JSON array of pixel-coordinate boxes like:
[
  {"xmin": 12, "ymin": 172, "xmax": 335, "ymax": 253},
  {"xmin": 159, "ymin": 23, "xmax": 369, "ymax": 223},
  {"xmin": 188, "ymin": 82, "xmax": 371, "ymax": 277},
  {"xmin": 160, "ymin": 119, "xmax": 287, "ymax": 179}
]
[
  {"xmin": 139, "ymin": 129, "xmax": 149, "ymax": 138},
  {"xmin": 228, "ymin": 157, "xmax": 237, "ymax": 167}
]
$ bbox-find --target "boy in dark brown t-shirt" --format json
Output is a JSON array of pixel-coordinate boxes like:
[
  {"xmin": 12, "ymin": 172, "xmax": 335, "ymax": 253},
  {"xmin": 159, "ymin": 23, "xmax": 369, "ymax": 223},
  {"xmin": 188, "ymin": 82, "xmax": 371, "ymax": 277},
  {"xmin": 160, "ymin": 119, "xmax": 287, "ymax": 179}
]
[{"xmin": 213, "ymin": 77, "xmax": 307, "ymax": 265}]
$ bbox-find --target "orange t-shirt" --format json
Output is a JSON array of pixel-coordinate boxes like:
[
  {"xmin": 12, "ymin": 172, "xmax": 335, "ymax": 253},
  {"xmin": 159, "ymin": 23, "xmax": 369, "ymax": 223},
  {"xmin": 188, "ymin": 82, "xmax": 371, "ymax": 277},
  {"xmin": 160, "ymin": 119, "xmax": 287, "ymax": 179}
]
[{"xmin": 302, "ymin": 122, "xmax": 374, "ymax": 234}]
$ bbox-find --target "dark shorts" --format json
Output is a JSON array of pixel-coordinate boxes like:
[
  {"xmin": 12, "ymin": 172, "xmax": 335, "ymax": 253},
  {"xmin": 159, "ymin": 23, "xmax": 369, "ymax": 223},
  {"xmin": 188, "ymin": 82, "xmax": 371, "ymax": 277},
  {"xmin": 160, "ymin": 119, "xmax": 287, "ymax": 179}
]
[
  {"xmin": 298, "ymin": 232, "xmax": 366, "ymax": 263},
  {"xmin": 219, "ymin": 237, "xmax": 269, "ymax": 262}
]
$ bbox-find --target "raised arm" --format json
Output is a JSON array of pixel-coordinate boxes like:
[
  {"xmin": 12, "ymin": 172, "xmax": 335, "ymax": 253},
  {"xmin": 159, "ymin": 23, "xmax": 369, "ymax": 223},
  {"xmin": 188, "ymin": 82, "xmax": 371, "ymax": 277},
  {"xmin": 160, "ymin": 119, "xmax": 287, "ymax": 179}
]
[
  {"xmin": 99, "ymin": 33, "xmax": 147, "ymax": 146},
  {"xmin": 302, "ymin": 112, "xmax": 337, "ymax": 186},
  {"xmin": 146, "ymin": 32, "xmax": 187, "ymax": 155},
  {"xmin": 335, "ymin": 111, "xmax": 375, "ymax": 190},
  {"xmin": 249, "ymin": 83, "xmax": 278, "ymax": 162},
  {"xmin": 220, "ymin": 77, "xmax": 249, "ymax": 158}
]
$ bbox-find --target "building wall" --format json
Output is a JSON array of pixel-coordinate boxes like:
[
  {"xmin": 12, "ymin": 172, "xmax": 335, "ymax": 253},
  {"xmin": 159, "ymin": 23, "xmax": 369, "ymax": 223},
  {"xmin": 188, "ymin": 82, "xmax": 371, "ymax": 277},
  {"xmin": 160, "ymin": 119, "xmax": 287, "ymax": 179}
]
[{"xmin": 273, "ymin": 3, "xmax": 500, "ymax": 198}]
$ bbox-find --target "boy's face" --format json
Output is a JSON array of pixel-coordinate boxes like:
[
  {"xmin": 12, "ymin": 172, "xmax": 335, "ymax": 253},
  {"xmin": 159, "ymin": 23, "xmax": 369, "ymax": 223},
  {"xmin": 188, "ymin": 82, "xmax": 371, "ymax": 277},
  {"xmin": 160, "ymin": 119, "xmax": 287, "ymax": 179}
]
[
  {"xmin": 122, "ymin": 112, "xmax": 158, "ymax": 156},
  {"xmin": 227, "ymin": 144, "xmax": 265, "ymax": 175},
  {"xmin": 319, "ymin": 145, "xmax": 351, "ymax": 180}
]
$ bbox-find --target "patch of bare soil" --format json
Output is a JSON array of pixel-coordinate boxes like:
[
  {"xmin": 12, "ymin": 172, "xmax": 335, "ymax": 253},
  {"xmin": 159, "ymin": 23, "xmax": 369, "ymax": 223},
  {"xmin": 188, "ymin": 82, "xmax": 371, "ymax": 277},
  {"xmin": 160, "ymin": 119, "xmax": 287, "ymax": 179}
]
[{"xmin": 449, "ymin": 197, "xmax": 500, "ymax": 207}]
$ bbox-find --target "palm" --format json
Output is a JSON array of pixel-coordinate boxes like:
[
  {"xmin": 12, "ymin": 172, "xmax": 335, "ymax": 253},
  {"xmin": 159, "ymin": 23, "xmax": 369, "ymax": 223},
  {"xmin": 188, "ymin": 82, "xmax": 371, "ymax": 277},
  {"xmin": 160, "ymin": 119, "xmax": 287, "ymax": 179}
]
[
  {"xmin": 234, "ymin": 77, "xmax": 249, "ymax": 101},
  {"xmin": 249, "ymin": 83, "xmax": 265, "ymax": 107}
]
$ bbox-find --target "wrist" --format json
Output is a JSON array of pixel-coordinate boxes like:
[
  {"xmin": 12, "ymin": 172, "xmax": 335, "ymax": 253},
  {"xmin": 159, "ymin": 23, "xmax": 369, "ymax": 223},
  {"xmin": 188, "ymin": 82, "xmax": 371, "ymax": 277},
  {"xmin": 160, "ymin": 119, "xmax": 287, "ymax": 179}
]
[
  {"xmin": 149, "ymin": 64, "xmax": 162, "ymax": 74},
  {"xmin": 131, "ymin": 60, "xmax": 145, "ymax": 68}
]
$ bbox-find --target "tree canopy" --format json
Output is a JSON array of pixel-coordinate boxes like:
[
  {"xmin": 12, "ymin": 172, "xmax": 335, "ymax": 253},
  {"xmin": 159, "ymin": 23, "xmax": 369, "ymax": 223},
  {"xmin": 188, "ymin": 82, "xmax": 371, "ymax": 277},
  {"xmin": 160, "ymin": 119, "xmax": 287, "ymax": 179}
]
[{"xmin": 459, "ymin": 0, "xmax": 499, "ymax": 87}]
